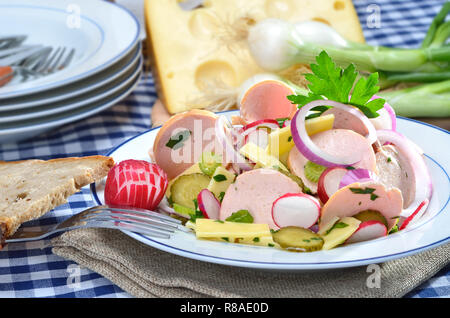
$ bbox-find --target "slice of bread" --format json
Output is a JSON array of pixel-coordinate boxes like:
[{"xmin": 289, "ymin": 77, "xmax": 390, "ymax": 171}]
[{"xmin": 0, "ymin": 155, "xmax": 114, "ymax": 242}]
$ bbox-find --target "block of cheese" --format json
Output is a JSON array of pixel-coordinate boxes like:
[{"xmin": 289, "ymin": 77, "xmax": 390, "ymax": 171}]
[{"xmin": 144, "ymin": 0, "xmax": 365, "ymax": 114}]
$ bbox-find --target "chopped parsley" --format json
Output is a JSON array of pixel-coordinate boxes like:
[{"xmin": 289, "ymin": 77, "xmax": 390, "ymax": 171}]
[
  {"xmin": 165, "ymin": 129, "xmax": 191, "ymax": 150},
  {"xmin": 349, "ymin": 187, "xmax": 376, "ymax": 194},
  {"xmin": 345, "ymin": 166, "xmax": 356, "ymax": 170},
  {"xmin": 218, "ymin": 191, "xmax": 225, "ymax": 202},
  {"xmin": 387, "ymin": 157, "xmax": 392, "ymax": 163},
  {"xmin": 225, "ymin": 210, "xmax": 254, "ymax": 223},
  {"xmin": 253, "ymin": 237, "xmax": 260, "ymax": 243},
  {"xmin": 189, "ymin": 199, "xmax": 204, "ymax": 223},
  {"xmin": 267, "ymin": 243, "xmax": 275, "ymax": 247},
  {"xmin": 275, "ymin": 117, "xmax": 290, "ymax": 128},
  {"xmin": 287, "ymin": 136, "xmax": 293, "ymax": 142},
  {"xmin": 326, "ymin": 222, "xmax": 349, "ymax": 235},
  {"xmin": 287, "ymin": 51, "xmax": 385, "ymax": 119},
  {"xmin": 213, "ymin": 174, "xmax": 227, "ymax": 182},
  {"xmin": 221, "ymin": 237, "xmax": 229, "ymax": 242},
  {"xmin": 370, "ymin": 193, "xmax": 379, "ymax": 201}
]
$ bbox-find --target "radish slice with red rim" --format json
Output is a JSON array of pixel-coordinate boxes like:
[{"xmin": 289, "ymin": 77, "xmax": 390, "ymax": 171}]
[
  {"xmin": 376, "ymin": 130, "xmax": 432, "ymax": 219},
  {"xmin": 398, "ymin": 199, "xmax": 429, "ymax": 230},
  {"xmin": 272, "ymin": 193, "xmax": 321, "ymax": 229},
  {"xmin": 339, "ymin": 169, "xmax": 377, "ymax": 189},
  {"xmin": 345, "ymin": 220, "xmax": 387, "ymax": 244},
  {"xmin": 291, "ymin": 100, "xmax": 377, "ymax": 167},
  {"xmin": 317, "ymin": 167, "xmax": 348, "ymax": 203},
  {"xmin": 197, "ymin": 189, "xmax": 221, "ymax": 220}
]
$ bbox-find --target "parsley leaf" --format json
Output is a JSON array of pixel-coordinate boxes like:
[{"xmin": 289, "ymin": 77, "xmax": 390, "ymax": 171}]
[
  {"xmin": 287, "ymin": 51, "xmax": 385, "ymax": 118},
  {"xmin": 225, "ymin": 210, "xmax": 254, "ymax": 223}
]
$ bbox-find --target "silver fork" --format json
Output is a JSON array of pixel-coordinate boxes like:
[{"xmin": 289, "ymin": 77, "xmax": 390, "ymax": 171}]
[
  {"xmin": 5, "ymin": 205, "xmax": 184, "ymax": 243},
  {"xmin": 0, "ymin": 35, "xmax": 27, "ymax": 50},
  {"xmin": 0, "ymin": 46, "xmax": 76, "ymax": 87}
]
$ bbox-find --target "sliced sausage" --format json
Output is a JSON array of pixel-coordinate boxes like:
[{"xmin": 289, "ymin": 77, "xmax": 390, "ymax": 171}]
[
  {"xmin": 287, "ymin": 129, "xmax": 377, "ymax": 194},
  {"xmin": 322, "ymin": 108, "xmax": 369, "ymax": 136},
  {"xmin": 239, "ymin": 80, "xmax": 297, "ymax": 123},
  {"xmin": 320, "ymin": 181, "xmax": 403, "ymax": 231},
  {"xmin": 375, "ymin": 145, "xmax": 415, "ymax": 208},
  {"xmin": 153, "ymin": 109, "xmax": 218, "ymax": 179},
  {"xmin": 220, "ymin": 168, "xmax": 301, "ymax": 229}
]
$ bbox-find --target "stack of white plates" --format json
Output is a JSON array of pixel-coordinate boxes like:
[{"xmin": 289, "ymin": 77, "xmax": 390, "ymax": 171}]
[{"xmin": 0, "ymin": 0, "xmax": 142, "ymax": 143}]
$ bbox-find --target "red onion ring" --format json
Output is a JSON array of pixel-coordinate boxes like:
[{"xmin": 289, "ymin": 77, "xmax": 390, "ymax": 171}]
[
  {"xmin": 376, "ymin": 130, "xmax": 432, "ymax": 219},
  {"xmin": 369, "ymin": 95, "xmax": 397, "ymax": 131},
  {"xmin": 339, "ymin": 169, "xmax": 377, "ymax": 188},
  {"xmin": 215, "ymin": 115, "xmax": 253, "ymax": 171},
  {"xmin": 291, "ymin": 100, "xmax": 377, "ymax": 167}
]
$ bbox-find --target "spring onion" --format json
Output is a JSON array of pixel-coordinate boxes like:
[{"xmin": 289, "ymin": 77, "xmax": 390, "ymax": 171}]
[
  {"xmin": 377, "ymin": 80, "xmax": 450, "ymax": 117},
  {"xmin": 247, "ymin": 9, "xmax": 450, "ymax": 74}
]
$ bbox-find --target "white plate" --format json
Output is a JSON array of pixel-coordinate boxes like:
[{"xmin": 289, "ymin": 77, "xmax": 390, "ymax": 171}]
[
  {"xmin": 0, "ymin": 43, "xmax": 141, "ymax": 111},
  {"xmin": 0, "ymin": 64, "xmax": 142, "ymax": 144},
  {"xmin": 0, "ymin": 53, "xmax": 142, "ymax": 122},
  {"xmin": 0, "ymin": 0, "xmax": 139, "ymax": 99},
  {"xmin": 91, "ymin": 111, "xmax": 450, "ymax": 271}
]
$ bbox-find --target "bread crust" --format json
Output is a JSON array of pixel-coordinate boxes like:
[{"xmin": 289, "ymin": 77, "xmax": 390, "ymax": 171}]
[{"xmin": 0, "ymin": 155, "xmax": 114, "ymax": 242}]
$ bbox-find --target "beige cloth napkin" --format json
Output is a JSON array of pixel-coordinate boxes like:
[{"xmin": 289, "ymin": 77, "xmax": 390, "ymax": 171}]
[{"xmin": 51, "ymin": 228, "xmax": 449, "ymax": 298}]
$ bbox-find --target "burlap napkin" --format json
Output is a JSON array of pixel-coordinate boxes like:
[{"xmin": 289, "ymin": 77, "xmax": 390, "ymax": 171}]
[{"xmin": 51, "ymin": 228, "xmax": 449, "ymax": 298}]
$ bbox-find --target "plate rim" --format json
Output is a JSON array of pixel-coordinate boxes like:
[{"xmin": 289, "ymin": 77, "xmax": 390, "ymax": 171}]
[
  {"xmin": 0, "ymin": 60, "xmax": 142, "ymax": 136},
  {"xmin": 0, "ymin": 43, "xmax": 142, "ymax": 111},
  {"xmin": 0, "ymin": 0, "xmax": 140, "ymax": 99},
  {"xmin": 0, "ymin": 53, "xmax": 142, "ymax": 123},
  {"xmin": 90, "ymin": 113, "xmax": 450, "ymax": 270}
]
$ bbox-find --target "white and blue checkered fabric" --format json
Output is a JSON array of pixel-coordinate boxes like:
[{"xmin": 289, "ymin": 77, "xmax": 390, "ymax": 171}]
[{"xmin": 0, "ymin": 0, "xmax": 448, "ymax": 298}]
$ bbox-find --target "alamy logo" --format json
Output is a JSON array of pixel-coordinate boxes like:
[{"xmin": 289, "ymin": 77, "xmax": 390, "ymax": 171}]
[
  {"xmin": 66, "ymin": 264, "xmax": 81, "ymax": 289},
  {"xmin": 366, "ymin": 264, "xmax": 381, "ymax": 288},
  {"xmin": 366, "ymin": 4, "xmax": 381, "ymax": 29},
  {"xmin": 66, "ymin": 4, "xmax": 81, "ymax": 29}
]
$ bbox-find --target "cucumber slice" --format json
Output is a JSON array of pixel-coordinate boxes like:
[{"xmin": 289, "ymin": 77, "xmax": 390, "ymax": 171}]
[
  {"xmin": 170, "ymin": 173, "xmax": 211, "ymax": 209},
  {"xmin": 199, "ymin": 151, "xmax": 222, "ymax": 176},
  {"xmin": 272, "ymin": 226, "xmax": 324, "ymax": 252},
  {"xmin": 353, "ymin": 210, "xmax": 388, "ymax": 228},
  {"xmin": 173, "ymin": 203, "xmax": 195, "ymax": 218},
  {"xmin": 304, "ymin": 161, "xmax": 327, "ymax": 183}
]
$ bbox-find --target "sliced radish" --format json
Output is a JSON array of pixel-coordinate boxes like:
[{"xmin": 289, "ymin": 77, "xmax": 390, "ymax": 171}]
[
  {"xmin": 197, "ymin": 189, "xmax": 221, "ymax": 220},
  {"xmin": 272, "ymin": 193, "xmax": 321, "ymax": 229},
  {"xmin": 317, "ymin": 167, "xmax": 348, "ymax": 203},
  {"xmin": 282, "ymin": 119, "xmax": 291, "ymax": 128},
  {"xmin": 243, "ymin": 119, "xmax": 280, "ymax": 132},
  {"xmin": 398, "ymin": 199, "xmax": 429, "ymax": 230},
  {"xmin": 345, "ymin": 220, "xmax": 387, "ymax": 244},
  {"xmin": 339, "ymin": 168, "xmax": 377, "ymax": 189}
]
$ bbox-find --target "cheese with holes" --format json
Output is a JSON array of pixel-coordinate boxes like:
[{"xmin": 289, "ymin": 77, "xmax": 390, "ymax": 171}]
[{"xmin": 144, "ymin": 0, "xmax": 365, "ymax": 114}]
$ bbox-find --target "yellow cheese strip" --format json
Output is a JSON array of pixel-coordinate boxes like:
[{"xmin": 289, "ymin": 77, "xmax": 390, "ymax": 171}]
[
  {"xmin": 240, "ymin": 142, "xmax": 288, "ymax": 171},
  {"xmin": 207, "ymin": 166, "xmax": 236, "ymax": 199},
  {"xmin": 267, "ymin": 114, "xmax": 335, "ymax": 158},
  {"xmin": 144, "ymin": 0, "xmax": 365, "ymax": 114},
  {"xmin": 321, "ymin": 217, "xmax": 360, "ymax": 250},
  {"xmin": 194, "ymin": 218, "xmax": 272, "ymax": 239}
]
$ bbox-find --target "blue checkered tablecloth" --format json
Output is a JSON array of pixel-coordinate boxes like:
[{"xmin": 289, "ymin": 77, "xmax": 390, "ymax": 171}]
[{"xmin": 0, "ymin": 0, "xmax": 448, "ymax": 298}]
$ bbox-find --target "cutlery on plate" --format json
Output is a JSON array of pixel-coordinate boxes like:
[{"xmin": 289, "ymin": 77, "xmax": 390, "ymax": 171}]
[
  {"xmin": 5, "ymin": 205, "xmax": 185, "ymax": 243},
  {"xmin": 0, "ymin": 35, "xmax": 27, "ymax": 50},
  {"xmin": 0, "ymin": 46, "xmax": 76, "ymax": 87}
]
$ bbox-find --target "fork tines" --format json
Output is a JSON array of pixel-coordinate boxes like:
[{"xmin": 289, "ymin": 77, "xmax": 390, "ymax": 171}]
[{"xmin": 83, "ymin": 206, "xmax": 183, "ymax": 239}]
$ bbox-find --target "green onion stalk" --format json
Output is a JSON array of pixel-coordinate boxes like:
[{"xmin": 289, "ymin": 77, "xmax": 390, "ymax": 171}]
[
  {"xmin": 247, "ymin": 3, "xmax": 450, "ymax": 80},
  {"xmin": 378, "ymin": 80, "xmax": 450, "ymax": 117}
]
